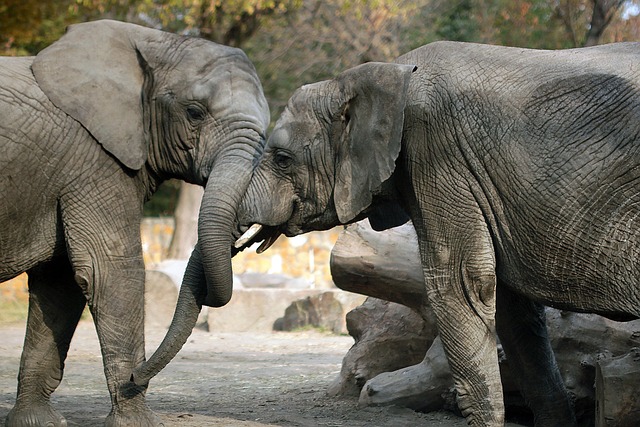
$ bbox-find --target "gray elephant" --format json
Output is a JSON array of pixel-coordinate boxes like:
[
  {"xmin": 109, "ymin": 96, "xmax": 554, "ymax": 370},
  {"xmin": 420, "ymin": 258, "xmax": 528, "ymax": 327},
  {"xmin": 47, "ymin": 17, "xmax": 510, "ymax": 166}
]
[
  {"xmin": 138, "ymin": 41, "xmax": 640, "ymax": 426},
  {"xmin": 0, "ymin": 20, "xmax": 269, "ymax": 426},
  {"xmin": 237, "ymin": 42, "xmax": 640, "ymax": 426}
]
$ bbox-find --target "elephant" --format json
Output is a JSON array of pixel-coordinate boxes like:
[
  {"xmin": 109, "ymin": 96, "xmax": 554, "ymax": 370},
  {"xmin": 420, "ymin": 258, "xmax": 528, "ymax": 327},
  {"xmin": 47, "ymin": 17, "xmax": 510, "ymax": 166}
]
[
  {"xmin": 137, "ymin": 41, "xmax": 640, "ymax": 426},
  {"xmin": 0, "ymin": 20, "xmax": 269, "ymax": 427},
  {"xmin": 235, "ymin": 42, "xmax": 640, "ymax": 426}
]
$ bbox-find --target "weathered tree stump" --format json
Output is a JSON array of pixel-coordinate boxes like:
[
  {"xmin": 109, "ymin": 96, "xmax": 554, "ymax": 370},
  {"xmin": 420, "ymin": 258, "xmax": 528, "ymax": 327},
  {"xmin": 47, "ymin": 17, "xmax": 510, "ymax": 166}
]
[
  {"xmin": 595, "ymin": 347, "xmax": 640, "ymax": 427},
  {"xmin": 326, "ymin": 298, "xmax": 437, "ymax": 398},
  {"xmin": 330, "ymin": 220, "xmax": 640, "ymax": 424},
  {"xmin": 358, "ymin": 335, "xmax": 455, "ymax": 412}
]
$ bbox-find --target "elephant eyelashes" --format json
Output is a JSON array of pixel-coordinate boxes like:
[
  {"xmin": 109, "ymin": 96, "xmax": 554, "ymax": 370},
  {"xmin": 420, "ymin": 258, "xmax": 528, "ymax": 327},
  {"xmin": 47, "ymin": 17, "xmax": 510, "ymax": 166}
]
[
  {"xmin": 273, "ymin": 151, "xmax": 293, "ymax": 171},
  {"xmin": 186, "ymin": 105, "xmax": 207, "ymax": 123}
]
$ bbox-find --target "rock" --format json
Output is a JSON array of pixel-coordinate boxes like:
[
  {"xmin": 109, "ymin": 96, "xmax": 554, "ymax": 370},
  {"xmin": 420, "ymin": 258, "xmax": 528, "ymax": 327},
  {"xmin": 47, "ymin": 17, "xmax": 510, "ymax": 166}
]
[
  {"xmin": 145, "ymin": 260, "xmax": 341, "ymax": 333},
  {"xmin": 144, "ymin": 270, "xmax": 179, "ymax": 330},
  {"xmin": 275, "ymin": 291, "xmax": 366, "ymax": 334},
  {"xmin": 546, "ymin": 310, "xmax": 640, "ymax": 421},
  {"xmin": 359, "ymin": 335, "xmax": 454, "ymax": 412},
  {"xmin": 327, "ymin": 297, "xmax": 437, "ymax": 398},
  {"xmin": 335, "ymin": 298, "xmax": 640, "ymax": 423},
  {"xmin": 207, "ymin": 289, "xmax": 333, "ymax": 333},
  {"xmin": 145, "ymin": 259, "xmax": 227, "ymax": 331},
  {"xmin": 236, "ymin": 272, "xmax": 312, "ymax": 289}
]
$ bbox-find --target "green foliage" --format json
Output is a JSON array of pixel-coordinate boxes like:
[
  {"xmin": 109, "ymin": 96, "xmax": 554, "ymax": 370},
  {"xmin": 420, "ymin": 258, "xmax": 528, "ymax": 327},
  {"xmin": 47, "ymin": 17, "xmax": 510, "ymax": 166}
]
[
  {"xmin": 435, "ymin": 0, "xmax": 480, "ymax": 42},
  {"xmin": 143, "ymin": 179, "xmax": 181, "ymax": 216}
]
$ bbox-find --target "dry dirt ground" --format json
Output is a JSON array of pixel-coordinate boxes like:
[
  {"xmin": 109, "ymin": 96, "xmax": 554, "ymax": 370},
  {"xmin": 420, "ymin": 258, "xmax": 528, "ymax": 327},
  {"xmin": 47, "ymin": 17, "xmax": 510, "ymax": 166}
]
[{"xmin": 0, "ymin": 320, "xmax": 525, "ymax": 427}]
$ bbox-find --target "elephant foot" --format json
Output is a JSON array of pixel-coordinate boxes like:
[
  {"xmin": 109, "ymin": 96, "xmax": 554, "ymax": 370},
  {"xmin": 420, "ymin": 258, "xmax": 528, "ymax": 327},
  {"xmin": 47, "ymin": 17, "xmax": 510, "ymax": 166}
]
[
  {"xmin": 358, "ymin": 336, "xmax": 454, "ymax": 412},
  {"xmin": 105, "ymin": 405, "xmax": 164, "ymax": 427},
  {"xmin": 5, "ymin": 402, "xmax": 67, "ymax": 427}
]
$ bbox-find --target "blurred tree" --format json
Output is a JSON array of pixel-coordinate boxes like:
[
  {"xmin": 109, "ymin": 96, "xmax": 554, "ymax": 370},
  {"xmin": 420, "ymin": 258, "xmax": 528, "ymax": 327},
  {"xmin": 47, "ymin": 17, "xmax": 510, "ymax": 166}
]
[
  {"xmin": 1, "ymin": 0, "xmax": 69, "ymax": 55},
  {"xmin": 134, "ymin": 0, "xmax": 302, "ymax": 46},
  {"xmin": 0, "ymin": 0, "xmax": 139, "ymax": 55},
  {"xmin": 245, "ymin": 0, "xmax": 430, "ymax": 118},
  {"xmin": 433, "ymin": 0, "xmax": 482, "ymax": 42},
  {"xmin": 555, "ymin": 0, "xmax": 627, "ymax": 46},
  {"xmin": 492, "ymin": 0, "xmax": 571, "ymax": 48}
]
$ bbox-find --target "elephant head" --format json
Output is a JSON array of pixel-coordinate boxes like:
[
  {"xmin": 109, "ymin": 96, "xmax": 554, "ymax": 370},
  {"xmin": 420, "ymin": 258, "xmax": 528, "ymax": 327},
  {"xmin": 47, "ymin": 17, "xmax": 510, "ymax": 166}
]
[
  {"xmin": 235, "ymin": 62, "xmax": 417, "ymax": 248},
  {"xmin": 30, "ymin": 20, "xmax": 270, "ymax": 383},
  {"xmin": 134, "ymin": 61, "xmax": 416, "ymax": 384},
  {"xmin": 33, "ymin": 19, "xmax": 268, "ymax": 307}
]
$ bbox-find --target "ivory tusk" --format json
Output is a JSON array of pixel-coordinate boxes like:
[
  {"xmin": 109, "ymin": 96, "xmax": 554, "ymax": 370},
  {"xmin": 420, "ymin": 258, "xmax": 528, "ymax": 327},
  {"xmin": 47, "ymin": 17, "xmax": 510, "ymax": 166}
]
[{"xmin": 234, "ymin": 223, "xmax": 263, "ymax": 248}]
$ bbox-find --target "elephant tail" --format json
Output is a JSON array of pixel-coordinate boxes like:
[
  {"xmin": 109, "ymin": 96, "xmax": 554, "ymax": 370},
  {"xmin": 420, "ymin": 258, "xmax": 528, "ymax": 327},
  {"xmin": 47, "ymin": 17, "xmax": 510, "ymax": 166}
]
[{"xmin": 131, "ymin": 246, "xmax": 206, "ymax": 386}]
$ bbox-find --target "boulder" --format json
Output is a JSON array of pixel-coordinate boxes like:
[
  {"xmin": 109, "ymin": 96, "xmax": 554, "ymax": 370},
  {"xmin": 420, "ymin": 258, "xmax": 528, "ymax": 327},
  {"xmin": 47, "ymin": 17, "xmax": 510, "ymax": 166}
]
[
  {"xmin": 275, "ymin": 291, "xmax": 366, "ymax": 334},
  {"xmin": 236, "ymin": 272, "xmax": 312, "ymax": 289},
  {"xmin": 595, "ymin": 347, "xmax": 640, "ymax": 427},
  {"xmin": 207, "ymin": 288, "xmax": 357, "ymax": 333},
  {"xmin": 144, "ymin": 270, "xmax": 179, "ymax": 330}
]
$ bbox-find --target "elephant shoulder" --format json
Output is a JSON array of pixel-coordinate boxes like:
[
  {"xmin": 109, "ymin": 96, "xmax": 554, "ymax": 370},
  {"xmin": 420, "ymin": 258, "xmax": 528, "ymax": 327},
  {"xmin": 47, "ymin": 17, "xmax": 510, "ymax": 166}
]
[
  {"xmin": 0, "ymin": 57, "xmax": 36, "ymax": 94},
  {"xmin": 0, "ymin": 57, "xmax": 49, "ymax": 123}
]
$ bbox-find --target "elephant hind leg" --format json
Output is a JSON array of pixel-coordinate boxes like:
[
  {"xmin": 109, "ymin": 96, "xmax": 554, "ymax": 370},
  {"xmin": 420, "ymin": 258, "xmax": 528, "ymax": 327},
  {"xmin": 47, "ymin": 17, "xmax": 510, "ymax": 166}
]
[
  {"xmin": 495, "ymin": 284, "xmax": 576, "ymax": 427},
  {"xmin": 7, "ymin": 260, "xmax": 86, "ymax": 427}
]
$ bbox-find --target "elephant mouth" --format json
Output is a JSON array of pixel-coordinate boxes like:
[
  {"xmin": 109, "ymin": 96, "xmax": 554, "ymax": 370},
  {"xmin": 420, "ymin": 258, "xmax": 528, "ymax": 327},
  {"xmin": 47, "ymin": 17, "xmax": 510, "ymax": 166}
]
[{"xmin": 234, "ymin": 223, "xmax": 282, "ymax": 254}]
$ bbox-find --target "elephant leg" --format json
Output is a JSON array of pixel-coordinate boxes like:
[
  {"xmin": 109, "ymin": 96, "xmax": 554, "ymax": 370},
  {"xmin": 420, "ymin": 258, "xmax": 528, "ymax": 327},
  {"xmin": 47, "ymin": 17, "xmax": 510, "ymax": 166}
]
[
  {"xmin": 415, "ymin": 216, "xmax": 504, "ymax": 426},
  {"xmin": 61, "ymin": 195, "xmax": 161, "ymax": 427},
  {"xmin": 6, "ymin": 260, "xmax": 86, "ymax": 427},
  {"xmin": 73, "ymin": 253, "xmax": 161, "ymax": 427},
  {"xmin": 495, "ymin": 285, "xmax": 576, "ymax": 427},
  {"xmin": 70, "ymin": 250, "xmax": 162, "ymax": 427}
]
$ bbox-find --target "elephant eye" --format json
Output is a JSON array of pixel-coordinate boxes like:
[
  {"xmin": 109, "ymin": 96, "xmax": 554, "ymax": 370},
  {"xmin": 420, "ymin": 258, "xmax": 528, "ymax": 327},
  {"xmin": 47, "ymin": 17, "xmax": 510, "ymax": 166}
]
[
  {"xmin": 186, "ymin": 105, "xmax": 206, "ymax": 122},
  {"xmin": 273, "ymin": 151, "xmax": 293, "ymax": 171}
]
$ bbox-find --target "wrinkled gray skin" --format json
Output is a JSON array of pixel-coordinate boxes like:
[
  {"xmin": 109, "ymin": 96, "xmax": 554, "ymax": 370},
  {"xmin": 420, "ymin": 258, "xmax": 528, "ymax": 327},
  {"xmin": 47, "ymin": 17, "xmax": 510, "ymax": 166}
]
[
  {"xmin": 231, "ymin": 42, "xmax": 639, "ymax": 426},
  {"xmin": 0, "ymin": 20, "xmax": 268, "ymax": 427}
]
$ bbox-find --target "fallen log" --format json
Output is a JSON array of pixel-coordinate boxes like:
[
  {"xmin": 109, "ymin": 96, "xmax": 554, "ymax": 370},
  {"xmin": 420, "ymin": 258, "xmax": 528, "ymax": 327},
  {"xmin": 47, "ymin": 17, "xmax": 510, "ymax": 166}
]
[
  {"xmin": 330, "ymin": 220, "xmax": 425, "ymax": 312},
  {"xmin": 330, "ymin": 220, "xmax": 640, "ymax": 423}
]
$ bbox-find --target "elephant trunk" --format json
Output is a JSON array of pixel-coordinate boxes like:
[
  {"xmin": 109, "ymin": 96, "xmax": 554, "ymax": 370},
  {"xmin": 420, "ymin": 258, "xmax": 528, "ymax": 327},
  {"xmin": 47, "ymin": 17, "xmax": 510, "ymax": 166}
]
[
  {"xmin": 131, "ymin": 150, "xmax": 256, "ymax": 385},
  {"xmin": 131, "ymin": 244, "xmax": 206, "ymax": 386},
  {"xmin": 198, "ymin": 155, "xmax": 253, "ymax": 307}
]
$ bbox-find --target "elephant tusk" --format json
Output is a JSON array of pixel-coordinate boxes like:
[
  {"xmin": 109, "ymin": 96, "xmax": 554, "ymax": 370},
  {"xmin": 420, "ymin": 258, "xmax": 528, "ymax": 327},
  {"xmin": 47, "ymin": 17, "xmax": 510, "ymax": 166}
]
[{"xmin": 234, "ymin": 223, "xmax": 263, "ymax": 248}]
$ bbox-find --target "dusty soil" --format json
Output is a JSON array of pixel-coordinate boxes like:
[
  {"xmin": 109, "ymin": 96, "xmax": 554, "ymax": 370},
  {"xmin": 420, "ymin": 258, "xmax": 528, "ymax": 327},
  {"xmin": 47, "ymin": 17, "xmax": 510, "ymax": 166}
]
[{"xmin": 0, "ymin": 321, "xmax": 523, "ymax": 427}]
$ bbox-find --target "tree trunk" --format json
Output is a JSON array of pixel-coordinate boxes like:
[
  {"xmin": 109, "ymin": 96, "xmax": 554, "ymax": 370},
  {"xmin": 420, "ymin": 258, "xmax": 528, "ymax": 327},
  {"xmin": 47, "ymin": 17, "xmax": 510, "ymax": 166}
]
[
  {"xmin": 167, "ymin": 182, "xmax": 203, "ymax": 260},
  {"xmin": 584, "ymin": 0, "xmax": 624, "ymax": 46},
  {"xmin": 330, "ymin": 220, "xmax": 640, "ymax": 423},
  {"xmin": 595, "ymin": 347, "xmax": 640, "ymax": 427}
]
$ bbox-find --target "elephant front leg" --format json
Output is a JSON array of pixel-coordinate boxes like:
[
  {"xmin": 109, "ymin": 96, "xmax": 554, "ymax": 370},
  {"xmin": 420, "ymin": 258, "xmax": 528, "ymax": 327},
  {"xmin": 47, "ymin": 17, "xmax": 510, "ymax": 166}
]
[
  {"xmin": 76, "ymin": 258, "xmax": 162, "ymax": 427},
  {"xmin": 427, "ymin": 275, "xmax": 504, "ymax": 426},
  {"xmin": 61, "ymin": 187, "xmax": 162, "ymax": 426},
  {"xmin": 416, "ymin": 216, "xmax": 504, "ymax": 426},
  {"xmin": 6, "ymin": 261, "xmax": 86, "ymax": 427}
]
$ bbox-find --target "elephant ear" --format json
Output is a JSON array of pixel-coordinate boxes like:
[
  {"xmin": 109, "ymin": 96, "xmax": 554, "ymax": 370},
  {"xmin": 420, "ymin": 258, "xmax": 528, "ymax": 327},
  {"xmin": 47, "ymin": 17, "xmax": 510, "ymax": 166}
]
[
  {"xmin": 32, "ymin": 20, "xmax": 156, "ymax": 170},
  {"xmin": 333, "ymin": 62, "xmax": 416, "ymax": 224}
]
